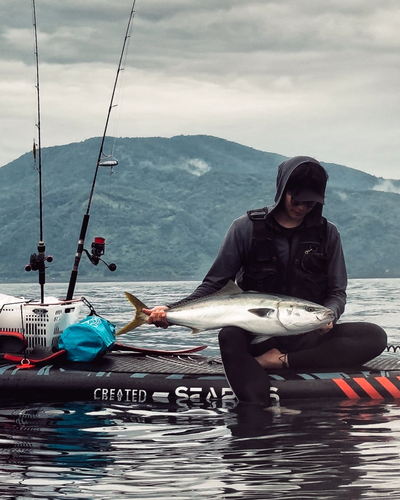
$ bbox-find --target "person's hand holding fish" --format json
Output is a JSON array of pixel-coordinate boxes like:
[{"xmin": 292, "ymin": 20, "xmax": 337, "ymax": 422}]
[{"xmin": 143, "ymin": 306, "xmax": 170, "ymax": 329}]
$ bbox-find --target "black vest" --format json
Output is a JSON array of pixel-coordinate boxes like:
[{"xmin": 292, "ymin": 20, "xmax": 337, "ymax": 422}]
[{"xmin": 238, "ymin": 207, "xmax": 329, "ymax": 304}]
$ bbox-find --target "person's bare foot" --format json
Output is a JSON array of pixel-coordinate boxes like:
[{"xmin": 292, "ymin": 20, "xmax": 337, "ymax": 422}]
[{"xmin": 255, "ymin": 348, "xmax": 289, "ymax": 369}]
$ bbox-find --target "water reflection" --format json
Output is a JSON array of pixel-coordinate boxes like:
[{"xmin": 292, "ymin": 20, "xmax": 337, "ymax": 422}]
[
  {"xmin": 224, "ymin": 399, "xmax": 400, "ymax": 499},
  {"xmin": 225, "ymin": 402, "xmax": 359, "ymax": 498},
  {"xmin": 0, "ymin": 399, "xmax": 398, "ymax": 499},
  {"xmin": 0, "ymin": 402, "xmax": 116, "ymax": 498}
]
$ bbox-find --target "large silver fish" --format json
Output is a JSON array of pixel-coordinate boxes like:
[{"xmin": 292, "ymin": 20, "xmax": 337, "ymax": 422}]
[{"xmin": 117, "ymin": 280, "xmax": 335, "ymax": 339}]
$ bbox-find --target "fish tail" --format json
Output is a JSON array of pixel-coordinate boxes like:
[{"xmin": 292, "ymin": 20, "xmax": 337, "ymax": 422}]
[{"xmin": 116, "ymin": 292, "xmax": 149, "ymax": 335}]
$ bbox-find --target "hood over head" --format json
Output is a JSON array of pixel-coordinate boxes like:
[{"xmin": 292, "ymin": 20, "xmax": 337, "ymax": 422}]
[{"xmin": 267, "ymin": 156, "xmax": 328, "ymax": 221}]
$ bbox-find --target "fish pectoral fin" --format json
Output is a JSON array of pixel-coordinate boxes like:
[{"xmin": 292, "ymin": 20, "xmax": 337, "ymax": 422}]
[
  {"xmin": 251, "ymin": 335, "xmax": 271, "ymax": 344},
  {"xmin": 190, "ymin": 327, "xmax": 203, "ymax": 334},
  {"xmin": 248, "ymin": 308, "xmax": 275, "ymax": 318}
]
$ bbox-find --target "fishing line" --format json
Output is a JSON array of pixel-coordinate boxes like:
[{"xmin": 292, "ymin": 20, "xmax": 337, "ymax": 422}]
[
  {"xmin": 66, "ymin": 0, "xmax": 137, "ymax": 300},
  {"xmin": 106, "ymin": 14, "xmax": 134, "ymax": 157},
  {"xmin": 94, "ymin": 167, "xmax": 115, "ymax": 242}
]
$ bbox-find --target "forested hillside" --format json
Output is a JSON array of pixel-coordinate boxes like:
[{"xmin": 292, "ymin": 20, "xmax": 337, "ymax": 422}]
[{"xmin": 0, "ymin": 135, "xmax": 399, "ymax": 282}]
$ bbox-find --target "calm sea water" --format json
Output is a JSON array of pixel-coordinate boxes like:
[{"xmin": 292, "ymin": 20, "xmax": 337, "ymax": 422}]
[{"xmin": 0, "ymin": 278, "xmax": 400, "ymax": 499}]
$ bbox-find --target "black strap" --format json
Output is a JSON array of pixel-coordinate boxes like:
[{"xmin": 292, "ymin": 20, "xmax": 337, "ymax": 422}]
[{"xmin": 247, "ymin": 207, "xmax": 271, "ymax": 263}]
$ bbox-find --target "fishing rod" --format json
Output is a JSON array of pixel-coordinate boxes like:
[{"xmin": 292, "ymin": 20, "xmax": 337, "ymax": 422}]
[
  {"xmin": 25, "ymin": 0, "xmax": 53, "ymax": 304},
  {"xmin": 66, "ymin": 0, "xmax": 137, "ymax": 300}
]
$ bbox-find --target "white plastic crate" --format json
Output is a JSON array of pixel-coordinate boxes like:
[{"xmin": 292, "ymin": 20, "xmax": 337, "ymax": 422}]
[{"xmin": 0, "ymin": 295, "xmax": 84, "ymax": 351}]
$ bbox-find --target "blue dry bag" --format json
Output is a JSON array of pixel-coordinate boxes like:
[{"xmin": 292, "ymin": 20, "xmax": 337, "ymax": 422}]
[{"xmin": 59, "ymin": 315, "xmax": 116, "ymax": 362}]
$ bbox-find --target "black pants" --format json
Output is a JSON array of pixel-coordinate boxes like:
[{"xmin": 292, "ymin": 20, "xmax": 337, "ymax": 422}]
[{"xmin": 218, "ymin": 322, "xmax": 387, "ymax": 406}]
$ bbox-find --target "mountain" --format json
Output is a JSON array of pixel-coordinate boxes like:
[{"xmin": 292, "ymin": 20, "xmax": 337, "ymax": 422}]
[{"xmin": 1, "ymin": 134, "xmax": 399, "ymax": 283}]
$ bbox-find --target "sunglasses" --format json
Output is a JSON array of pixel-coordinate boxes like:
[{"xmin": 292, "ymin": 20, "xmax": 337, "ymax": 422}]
[{"xmin": 289, "ymin": 194, "xmax": 316, "ymax": 209}]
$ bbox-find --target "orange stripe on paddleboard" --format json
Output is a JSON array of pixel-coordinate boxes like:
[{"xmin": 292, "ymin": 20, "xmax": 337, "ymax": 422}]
[
  {"xmin": 333, "ymin": 379, "xmax": 360, "ymax": 399},
  {"xmin": 353, "ymin": 378, "xmax": 384, "ymax": 399},
  {"xmin": 376, "ymin": 377, "xmax": 400, "ymax": 398}
]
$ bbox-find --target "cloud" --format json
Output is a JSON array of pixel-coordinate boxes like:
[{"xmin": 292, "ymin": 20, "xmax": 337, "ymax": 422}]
[
  {"xmin": 1, "ymin": 0, "xmax": 400, "ymax": 179},
  {"xmin": 373, "ymin": 180, "xmax": 400, "ymax": 194}
]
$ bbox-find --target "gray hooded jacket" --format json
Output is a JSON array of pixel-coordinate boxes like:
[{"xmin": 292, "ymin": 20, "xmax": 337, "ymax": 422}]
[{"xmin": 170, "ymin": 156, "xmax": 347, "ymax": 321}]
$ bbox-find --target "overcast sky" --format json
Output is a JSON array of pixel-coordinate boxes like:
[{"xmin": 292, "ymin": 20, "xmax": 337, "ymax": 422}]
[{"xmin": 2, "ymin": 0, "xmax": 400, "ymax": 179}]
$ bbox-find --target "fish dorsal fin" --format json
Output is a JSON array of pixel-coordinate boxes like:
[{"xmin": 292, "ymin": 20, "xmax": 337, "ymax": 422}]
[
  {"xmin": 171, "ymin": 280, "xmax": 243, "ymax": 311},
  {"xmin": 248, "ymin": 308, "xmax": 275, "ymax": 318},
  {"xmin": 212, "ymin": 280, "xmax": 243, "ymax": 297}
]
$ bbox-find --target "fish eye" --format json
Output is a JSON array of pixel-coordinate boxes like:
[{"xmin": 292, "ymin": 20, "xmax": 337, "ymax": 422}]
[{"xmin": 306, "ymin": 306, "xmax": 316, "ymax": 312}]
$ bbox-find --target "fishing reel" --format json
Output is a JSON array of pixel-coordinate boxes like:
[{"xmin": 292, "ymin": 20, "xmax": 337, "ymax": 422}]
[
  {"xmin": 25, "ymin": 242, "xmax": 53, "ymax": 272},
  {"xmin": 83, "ymin": 237, "xmax": 116, "ymax": 272}
]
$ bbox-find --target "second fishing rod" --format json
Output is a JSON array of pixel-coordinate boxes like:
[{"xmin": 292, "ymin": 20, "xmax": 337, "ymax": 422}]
[{"xmin": 66, "ymin": 0, "xmax": 137, "ymax": 301}]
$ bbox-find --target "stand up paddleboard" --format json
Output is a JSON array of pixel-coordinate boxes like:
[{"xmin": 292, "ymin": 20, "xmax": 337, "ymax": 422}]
[{"xmin": 0, "ymin": 346, "xmax": 399, "ymax": 405}]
